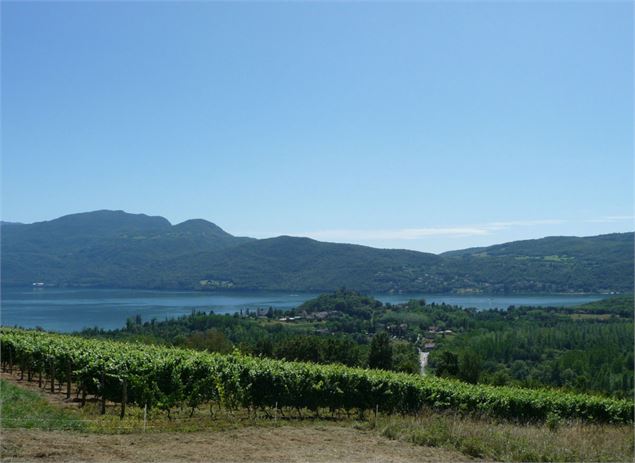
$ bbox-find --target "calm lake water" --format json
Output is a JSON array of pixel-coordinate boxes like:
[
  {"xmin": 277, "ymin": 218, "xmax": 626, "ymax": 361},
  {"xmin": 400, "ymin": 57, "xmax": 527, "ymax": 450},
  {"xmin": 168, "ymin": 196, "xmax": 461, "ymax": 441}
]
[{"xmin": 0, "ymin": 287, "xmax": 604, "ymax": 333}]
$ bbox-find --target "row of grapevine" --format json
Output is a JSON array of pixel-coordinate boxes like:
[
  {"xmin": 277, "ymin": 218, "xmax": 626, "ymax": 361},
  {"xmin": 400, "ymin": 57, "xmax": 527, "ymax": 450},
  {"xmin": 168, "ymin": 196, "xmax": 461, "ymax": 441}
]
[{"xmin": 1, "ymin": 328, "xmax": 632, "ymax": 423}]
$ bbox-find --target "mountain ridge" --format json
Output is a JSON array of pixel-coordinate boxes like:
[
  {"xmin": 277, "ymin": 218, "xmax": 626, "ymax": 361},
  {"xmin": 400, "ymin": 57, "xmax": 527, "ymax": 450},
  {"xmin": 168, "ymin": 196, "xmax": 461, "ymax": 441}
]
[{"xmin": 1, "ymin": 210, "xmax": 632, "ymax": 293}]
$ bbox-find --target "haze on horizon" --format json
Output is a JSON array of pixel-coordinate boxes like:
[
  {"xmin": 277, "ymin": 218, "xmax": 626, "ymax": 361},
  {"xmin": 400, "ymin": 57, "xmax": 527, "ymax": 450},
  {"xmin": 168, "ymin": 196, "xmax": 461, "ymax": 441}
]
[{"xmin": 2, "ymin": 2, "xmax": 633, "ymax": 253}]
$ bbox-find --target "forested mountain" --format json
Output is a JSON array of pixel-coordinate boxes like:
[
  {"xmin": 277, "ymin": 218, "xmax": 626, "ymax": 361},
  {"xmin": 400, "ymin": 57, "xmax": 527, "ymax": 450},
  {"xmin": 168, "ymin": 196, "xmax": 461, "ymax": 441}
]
[
  {"xmin": 440, "ymin": 233, "xmax": 633, "ymax": 293},
  {"xmin": 1, "ymin": 210, "xmax": 632, "ymax": 293}
]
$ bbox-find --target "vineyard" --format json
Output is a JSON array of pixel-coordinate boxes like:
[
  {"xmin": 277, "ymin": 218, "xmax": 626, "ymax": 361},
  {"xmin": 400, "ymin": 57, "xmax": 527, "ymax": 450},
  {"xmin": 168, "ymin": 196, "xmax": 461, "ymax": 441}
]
[{"xmin": 1, "ymin": 328, "xmax": 632, "ymax": 423}]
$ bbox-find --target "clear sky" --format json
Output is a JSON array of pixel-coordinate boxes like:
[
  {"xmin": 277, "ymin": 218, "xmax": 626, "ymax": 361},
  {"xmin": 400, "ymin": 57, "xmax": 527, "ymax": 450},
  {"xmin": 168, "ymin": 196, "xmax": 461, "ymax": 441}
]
[{"xmin": 2, "ymin": 1, "xmax": 633, "ymax": 253}]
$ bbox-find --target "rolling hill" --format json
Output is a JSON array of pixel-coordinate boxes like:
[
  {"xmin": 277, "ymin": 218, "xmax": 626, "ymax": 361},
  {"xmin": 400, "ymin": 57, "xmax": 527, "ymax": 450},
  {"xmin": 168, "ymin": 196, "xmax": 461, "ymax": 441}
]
[{"xmin": 1, "ymin": 210, "xmax": 632, "ymax": 293}]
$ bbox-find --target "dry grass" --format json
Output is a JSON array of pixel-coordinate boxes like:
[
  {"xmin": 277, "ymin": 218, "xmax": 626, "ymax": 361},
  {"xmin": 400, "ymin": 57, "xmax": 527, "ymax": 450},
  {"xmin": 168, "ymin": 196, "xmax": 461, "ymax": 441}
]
[
  {"xmin": 1, "ymin": 425, "xmax": 470, "ymax": 462},
  {"xmin": 367, "ymin": 410, "xmax": 634, "ymax": 462}
]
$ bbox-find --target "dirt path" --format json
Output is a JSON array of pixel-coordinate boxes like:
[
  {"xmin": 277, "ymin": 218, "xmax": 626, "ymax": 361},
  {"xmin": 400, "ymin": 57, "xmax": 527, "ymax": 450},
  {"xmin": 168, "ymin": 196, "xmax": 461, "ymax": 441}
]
[
  {"xmin": 418, "ymin": 349, "xmax": 429, "ymax": 376},
  {"xmin": 1, "ymin": 426, "xmax": 470, "ymax": 462}
]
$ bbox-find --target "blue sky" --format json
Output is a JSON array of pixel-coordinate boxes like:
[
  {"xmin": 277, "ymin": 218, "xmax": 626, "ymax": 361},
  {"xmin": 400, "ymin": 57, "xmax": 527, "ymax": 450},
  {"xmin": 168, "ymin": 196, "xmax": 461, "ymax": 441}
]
[{"xmin": 2, "ymin": 1, "xmax": 633, "ymax": 253}]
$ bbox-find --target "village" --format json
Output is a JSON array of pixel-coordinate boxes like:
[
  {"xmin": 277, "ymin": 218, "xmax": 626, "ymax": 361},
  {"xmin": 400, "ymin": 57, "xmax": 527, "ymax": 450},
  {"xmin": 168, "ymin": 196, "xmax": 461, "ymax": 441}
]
[{"xmin": 236, "ymin": 303, "xmax": 457, "ymax": 373}]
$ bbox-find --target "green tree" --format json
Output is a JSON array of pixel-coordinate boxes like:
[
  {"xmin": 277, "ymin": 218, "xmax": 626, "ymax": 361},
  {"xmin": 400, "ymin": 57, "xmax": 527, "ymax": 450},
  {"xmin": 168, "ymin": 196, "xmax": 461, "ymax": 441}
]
[
  {"xmin": 274, "ymin": 336, "xmax": 321, "ymax": 363},
  {"xmin": 184, "ymin": 329, "xmax": 233, "ymax": 353},
  {"xmin": 458, "ymin": 350, "xmax": 482, "ymax": 384},
  {"xmin": 368, "ymin": 332, "xmax": 393, "ymax": 370},
  {"xmin": 392, "ymin": 341, "xmax": 419, "ymax": 374},
  {"xmin": 435, "ymin": 351, "xmax": 459, "ymax": 377}
]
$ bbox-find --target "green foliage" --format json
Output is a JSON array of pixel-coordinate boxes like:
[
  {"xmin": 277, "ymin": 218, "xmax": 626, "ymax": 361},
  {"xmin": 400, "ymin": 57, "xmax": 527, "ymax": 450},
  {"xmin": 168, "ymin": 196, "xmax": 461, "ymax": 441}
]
[
  {"xmin": 298, "ymin": 289, "xmax": 383, "ymax": 319},
  {"xmin": 545, "ymin": 412, "xmax": 562, "ymax": 432},
  {"xmin": 272, "ymin": 335, "xmax": 363, "ymax": 367},
  {"xmin": 183, "ymin": 329, "xmax": 233, "ymax": 354},
  {"xmin": 368, "ymin": 332, "xmax": 393, "ymax": 370},
  {"xmin": 435, "ymin": 351, "xmax": 459, "ymax": 378},
  {"xmin": 458, "ymin": 351, "xmax": 482, "ymax": 384},
  {"xmin": 441, "ymin": 233, "xmax": 634, "ymax": 293},
  {"xmin": 569, "ymin": 295, "xmax": 634, "ymax": 318},
  {"xmin": 83, "ymin": 309, "xmax": 367, "ymax": 369},
  {"xmin": 391, "ymin": 341, "xmax": 419, "ymax": 374},
  {"xmin": 2, "ymin": 328, "xmax": 632, "ymax": 423},
  {"xmin": 428, "ymin": 296, "xmax": 634, "ymax": 398}
]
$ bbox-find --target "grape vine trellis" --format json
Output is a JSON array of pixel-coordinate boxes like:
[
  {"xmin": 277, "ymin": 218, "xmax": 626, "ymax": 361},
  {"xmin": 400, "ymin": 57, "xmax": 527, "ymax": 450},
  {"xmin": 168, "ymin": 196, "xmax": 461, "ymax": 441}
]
[{"xmin": 1, "ymin": 328, "xmax": 632, "ymax": 423}]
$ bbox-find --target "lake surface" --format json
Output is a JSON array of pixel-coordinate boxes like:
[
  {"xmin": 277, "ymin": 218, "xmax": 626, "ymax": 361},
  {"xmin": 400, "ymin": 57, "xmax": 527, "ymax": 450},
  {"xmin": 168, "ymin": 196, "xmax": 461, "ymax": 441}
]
[{"xmin": 0, "ymin": 287, "xmax": 604, "ymax": 333}]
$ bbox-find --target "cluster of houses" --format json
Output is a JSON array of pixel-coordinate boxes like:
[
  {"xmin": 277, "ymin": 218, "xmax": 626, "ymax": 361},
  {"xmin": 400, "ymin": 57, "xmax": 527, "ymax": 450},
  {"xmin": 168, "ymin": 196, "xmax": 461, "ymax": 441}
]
[
  {"xmin": 385, "ymin": 323, "xmax": 409, "ymax": 335},
  {"xmin": 420, "ymin": 326, "xmax": 454, "ymax": 351},
  {"xmin": 239, "ymin": 307, "xmax": 272, "ymax": 318},
  {"xmin": 427, "ymin": 326, "xmax": 454, "ymax": 335},
  {"xmin": 383, "ymin": 322, "xmax": 455, "ymax": 352},
  {"xmin": 278, "ymin": 310, "xmax": 342, "ymax": 322}
]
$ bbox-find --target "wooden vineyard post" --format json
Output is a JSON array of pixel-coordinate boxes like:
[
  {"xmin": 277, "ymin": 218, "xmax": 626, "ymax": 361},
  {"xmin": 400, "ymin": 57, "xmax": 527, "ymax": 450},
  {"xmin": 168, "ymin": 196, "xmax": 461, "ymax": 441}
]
[
  {"xmin": 38, "ymin": 368, "xmax": 43, "ymax": 388},
  {"xmin": 120, "ymin": 379, "xmax": 127, "ymax": 419},
  {"xmin": 66, "ymin": 362, "xmax": 72, "ymax": 399},
  {"xmin": 50, "ymin": 361, "xmax": 55, "ymax": 393},
  {"xmin": 143, "ymin": 403, "xmax": 147, "ymax": 432},
  {"xmin": 100, "ymin": 369, "xmax": 106, "ymax": 415}
]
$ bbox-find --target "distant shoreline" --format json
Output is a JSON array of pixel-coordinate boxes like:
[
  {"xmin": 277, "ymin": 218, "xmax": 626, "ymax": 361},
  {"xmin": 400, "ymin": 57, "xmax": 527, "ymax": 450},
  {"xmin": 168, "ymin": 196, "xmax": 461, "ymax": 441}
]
[{"xmin": 0, "ymin": 284, "xmax": 621, "ymax": 298}]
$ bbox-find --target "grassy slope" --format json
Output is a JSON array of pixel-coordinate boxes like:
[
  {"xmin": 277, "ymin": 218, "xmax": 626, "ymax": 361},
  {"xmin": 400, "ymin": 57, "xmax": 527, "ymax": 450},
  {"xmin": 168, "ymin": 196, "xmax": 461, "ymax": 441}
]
[{"xmin": 0, "ymin": 379, "xmax": 84, "ymax": 431}]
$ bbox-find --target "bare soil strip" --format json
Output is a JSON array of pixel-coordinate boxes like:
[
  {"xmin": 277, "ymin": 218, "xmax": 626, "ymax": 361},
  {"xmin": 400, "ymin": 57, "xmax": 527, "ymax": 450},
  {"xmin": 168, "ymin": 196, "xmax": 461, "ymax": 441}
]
[{"xmin": 1, "ymin": 427, "xmax": 471, "ymax": 463}]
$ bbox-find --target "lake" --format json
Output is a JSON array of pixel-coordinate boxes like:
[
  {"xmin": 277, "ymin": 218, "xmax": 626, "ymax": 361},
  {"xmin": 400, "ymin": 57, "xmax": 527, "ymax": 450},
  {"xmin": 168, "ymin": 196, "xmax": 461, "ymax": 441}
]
[{"xmin": 0, "ymin": 287, "xmax": 604, "ymax": 333}]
